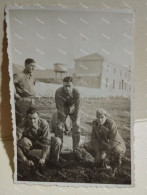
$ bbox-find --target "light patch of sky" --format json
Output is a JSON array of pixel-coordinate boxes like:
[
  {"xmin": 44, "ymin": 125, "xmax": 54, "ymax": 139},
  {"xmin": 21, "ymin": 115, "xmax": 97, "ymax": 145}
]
[{"xmin": 9, "ymin": 9, "xmax": 134, "ymax": 70}]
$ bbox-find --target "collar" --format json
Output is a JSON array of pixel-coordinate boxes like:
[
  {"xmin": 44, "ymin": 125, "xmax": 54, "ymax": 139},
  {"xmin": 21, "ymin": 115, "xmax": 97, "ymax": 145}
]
[
  {"xmin": 68, "ymin": 91, "xmax": 74, "ymax": 98},
  {"xmin": 23, "ymin": 69, "xmax": 32, "ymax": 77},
  {"xmin": 62, "ymin": 87, "xmax": 74, "ymax": 98}
]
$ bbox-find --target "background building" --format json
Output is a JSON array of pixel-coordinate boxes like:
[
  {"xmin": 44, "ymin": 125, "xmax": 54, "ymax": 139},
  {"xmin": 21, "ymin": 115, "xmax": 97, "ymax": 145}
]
[
  {"xmin": 73, "ymin": 53, "xmax": 131, "ymax": 96},
  {"xmin": 13, "ymin": 63, "xmax": 74, "ymax": 84},
  {"xmin": 13, "ymin": 53, "xmax": 131, "ymax": 97}
]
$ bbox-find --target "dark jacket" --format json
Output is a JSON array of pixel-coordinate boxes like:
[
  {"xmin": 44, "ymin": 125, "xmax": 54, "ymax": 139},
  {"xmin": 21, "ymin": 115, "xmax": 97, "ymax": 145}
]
[
  {"xmin": 55, "ymin": 86, "xmax": 81, "ymax": 120},
  {"xmin": 17, "ymin": 118, "xmax": 51, "ymax": 146},
  {"xmin": 91, "ymin": 118, "xmax": 126, "ymax": 152},
  {"xmin": 17, "ymin": 118, "xmax": 51, "ymax": 160}
]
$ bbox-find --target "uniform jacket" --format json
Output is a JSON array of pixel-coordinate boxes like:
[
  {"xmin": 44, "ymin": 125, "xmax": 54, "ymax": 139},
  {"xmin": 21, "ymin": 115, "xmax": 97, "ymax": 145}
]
[
  {"xmin": 14, "ymin": 69, "xmax": 35, "ymax": 98},
  {"xmin": 55, "ymin": 86, "xmax": 81, "ymax": 120},
  {"xmin": 91, "ymin": 118, "xmax": 125, "ymax": 152},
  {"xmin": 17, "ymin": 118, "xmax": 51, "ymax": 147}
]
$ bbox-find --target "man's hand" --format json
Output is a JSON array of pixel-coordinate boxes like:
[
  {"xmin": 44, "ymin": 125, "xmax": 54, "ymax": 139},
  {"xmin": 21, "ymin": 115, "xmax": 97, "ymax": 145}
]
[
  {"xmin": 106, "ymin": 144, "xmax": 111, "ymax": 150},
  {"xmin": 57, "ymin": 122, "xmax": 65, "ymax": 132},
  {"xmin": 76, "ymin": 119, "xmax": 80, "ymax": 127},
  {"xmin": 73, "ymin": 120, "xmax": 80, "ymax": 127},
  {"xmin": 101, "ymin": 141, "xmax": 111, "ymax": 150},
  {"xmin": 15, "ymin": 94, "xmax": 22, "ymax": 101},
  {"xmin": 39, "ymin": 158, "xmax": 45, "ymax": 165},
  {"xmin": 23, "ymin": 159, "xmax": 34, "ymax": 166},
  {"xmin": 100, "ymin": 151, "xmax": 107, "ymax": 160}
]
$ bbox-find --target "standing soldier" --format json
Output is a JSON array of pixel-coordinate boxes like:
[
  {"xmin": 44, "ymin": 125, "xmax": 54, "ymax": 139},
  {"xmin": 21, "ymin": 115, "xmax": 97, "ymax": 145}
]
[
  {"xmin": 54, "ymin": 76, "xmax": 81, "ymax": 156},
  {"xmin": 14, "ymin": 58, "xmax": 36, "ymax": 125}
]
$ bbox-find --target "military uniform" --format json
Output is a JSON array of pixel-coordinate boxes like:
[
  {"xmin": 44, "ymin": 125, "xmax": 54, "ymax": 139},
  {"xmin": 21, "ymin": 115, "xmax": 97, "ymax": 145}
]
[
  {"xmin": 17, "ymin": 118, "xmax": 61, "ymax": 163},
  {"xmin": 14, "ymin": 70, "xmax": 36, "ymax": 124},
  {"xmin": 55, "ymin": 86, "xmax": 81, "ymax": 150},
  {"xmin": 91, "ymin": 118, "xmax": 126, "ymax": 163}
]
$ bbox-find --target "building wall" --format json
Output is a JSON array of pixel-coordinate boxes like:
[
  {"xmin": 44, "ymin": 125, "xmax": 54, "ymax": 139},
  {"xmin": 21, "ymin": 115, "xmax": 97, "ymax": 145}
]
[
  {"xmin": 74, "ymin": 60, "xmax": 103, "ymax": 75},
  {"xmin": 74, "ymin": 60, "xmax": 103, "ymax": 88},
  {"xmin": 34, "ymin": 69, "xmax": 55, "ymax": 79},
  {"xmin": 101, "ymin": 60, "xmax": 131, "ymax": 96},
  {"xmin": 73, "ymin": 58, "xmax": 131, "ymax": 95},
  {"xmin": 73, "ymin": 75, "xmax": 101, "ymax": 88}
]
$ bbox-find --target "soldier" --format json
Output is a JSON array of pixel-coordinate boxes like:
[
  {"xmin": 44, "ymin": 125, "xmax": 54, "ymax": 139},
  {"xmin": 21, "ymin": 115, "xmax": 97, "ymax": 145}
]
[
  {"xmin": 17, "ymin": 107, "xmax": 62, "ymax": 166},
  {"xmin": 91, "ymin": 108, "xmax": 126, "ymax": 169},
  {"xmin": 14, "ymin": 58, "xmax": 36, "ymax": 125},
  {"xmin": 55, "ymin": 76, "xmax": 81, "ymax": 156}
]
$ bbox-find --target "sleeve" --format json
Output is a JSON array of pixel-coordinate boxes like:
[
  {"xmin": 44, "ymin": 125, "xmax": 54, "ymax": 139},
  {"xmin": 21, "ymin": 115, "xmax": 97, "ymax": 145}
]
[
  {"xmin": 108, "ymin": 120, "xmax": 117, "ymax": 141},
  {"xmin": 73, "ymin": 90, "xmax": 81, "ymax": 121},
  {"xmin": 17, "ymin": 121, "xmax": 28, "ymax": 161},
  {"xmin": 75, "ymin": 90, "xmax": 81, "ymax": 111},
  {"xmin": 17, "ymin": 127, "xmax": 23, "ymax": 141},
  {"xmin": 91, "ymin": 122, "xmax": 100, "ymax": 155},
  {"xmin": 38, "ymin": 120, "xmax": 51, "ymax": 160},
  {"xmin": 17, "ymin": 121, "xmax": 26, "ymax": 141},
  {"xmin": 55, "ymin": 89, "xmax": 66, "ymax": 120},
  {"xmin": 17, "ymin": 146, "xmax": 27, "ymax": 161},
  {"xmin": 41, "ymin": 121, "xmax": 51, "ymax": 145},
  {"xmin": 13, "ymin": 74, "xmax": 20, "ymax": 98},
  {"xmin": 55, "ymin": 90, "xmax": 64, "ymax": 111},
  {"xmin": 13, "ymin": 73, "xmax": 19, "ymax": 84}
]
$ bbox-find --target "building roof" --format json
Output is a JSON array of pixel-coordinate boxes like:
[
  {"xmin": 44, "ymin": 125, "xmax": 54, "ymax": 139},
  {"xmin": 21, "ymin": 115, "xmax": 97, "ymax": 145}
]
[
  {"xmin": 74, "ymin": 53, "xmax": 104, "ymax": 61},
  {"xmin": 75, "ymin": 73, "xmax": 99, "ymax": 77},
  {"xmin": 54, "ymin": 63, "xmax": 67, "ymax": 72},
  {"xmin": 74, "ymin": 53, "xmax": 131, "ymax": 71}
]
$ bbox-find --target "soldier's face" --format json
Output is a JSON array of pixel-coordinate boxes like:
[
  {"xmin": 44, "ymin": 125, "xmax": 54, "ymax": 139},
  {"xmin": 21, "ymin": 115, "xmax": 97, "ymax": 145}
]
[
  {"xmin": 25, "ymin": 63, "xmax": 35, "ymax": 73},
  {"xmin": 63, "ymin": 82, "xmax": 73, "ymax": 94},
  {"xmin": 27, "ymin": 113, "xmax": 39, "ymax": 127},
  {"xmin": 96, "ymin": 114, "xmax": 107, "ymax": 125}
]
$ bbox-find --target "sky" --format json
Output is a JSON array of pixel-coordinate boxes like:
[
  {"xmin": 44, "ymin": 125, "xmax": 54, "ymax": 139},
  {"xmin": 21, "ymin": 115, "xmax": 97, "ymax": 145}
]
[{"xmin": 8, "ymin": 8, "xmax": 134, "ymax": 70}]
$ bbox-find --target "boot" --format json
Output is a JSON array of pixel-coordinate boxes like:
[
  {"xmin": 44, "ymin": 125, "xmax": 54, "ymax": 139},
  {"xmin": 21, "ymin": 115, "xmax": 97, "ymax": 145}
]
[
  {"xmin": 72, "ymin": 133, "xmax": 80, "ymax": 151},
  {"xmin": 100, "ymin": 159, "xmax": 111, "ymax": 170},
  {"xmin": 73, "ymin": 149, "xmax": 83, "ymax": 160}
]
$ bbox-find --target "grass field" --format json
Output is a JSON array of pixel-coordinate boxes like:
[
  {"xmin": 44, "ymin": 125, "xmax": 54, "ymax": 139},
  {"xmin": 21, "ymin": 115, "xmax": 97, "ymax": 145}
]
[{"xmin": 18, "ymin": 97, "xmax": 132, "ymax": 184}]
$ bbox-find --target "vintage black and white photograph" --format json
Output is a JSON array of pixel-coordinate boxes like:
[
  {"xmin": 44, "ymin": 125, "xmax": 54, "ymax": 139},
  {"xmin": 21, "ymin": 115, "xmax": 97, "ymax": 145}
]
[{"xmin": 6, "ymin": 7, "xmax": 134, "ymax": 186}]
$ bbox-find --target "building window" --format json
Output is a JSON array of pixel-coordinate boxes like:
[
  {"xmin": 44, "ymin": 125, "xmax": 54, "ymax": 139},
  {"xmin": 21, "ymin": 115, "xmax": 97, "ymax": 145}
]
[
  {"xmin": 106, "ymin": 78, "xmax": 108, "ymax": 88},
  {"xmin": 125, "ymin": 72, "xmax": 127, "ymax": 78},
  {"xmin": 107, "ymin": 65, "xmax": 109, "ymax": 72},
  {"xmin": 124, "ymin": 82, "xmax": 126, "ymax": 90},
  {"xmin": 113, "ymin": 80, "xmax": 115, "ymax": 89},
  {"xmin": 119, "ymin": 81, "xmax": 121, "ymax": 90},
  {"xmin": 114, "ymin": 68, "xmax": 116, "ymax": 74},
  {"xmin": 120, "ymin": 70, "xmax": 122, "ymax": 76},
  {"xmin": 122, "ymin": 80, "xmax": 124, "ymax": 90},
  {"xmin": 128, "ymin": 72, "xmax": 131, "ymax": 80}
]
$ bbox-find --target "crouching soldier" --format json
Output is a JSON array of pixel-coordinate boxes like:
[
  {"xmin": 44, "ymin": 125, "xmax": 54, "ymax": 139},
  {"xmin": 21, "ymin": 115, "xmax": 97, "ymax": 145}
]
[
  {"xmin": 91, "ymin": 108, "xmax": 126, "ymax": 169},
  {"xmin": 17, "ymin": 107, "xmax": 62, "ymax": 166}
]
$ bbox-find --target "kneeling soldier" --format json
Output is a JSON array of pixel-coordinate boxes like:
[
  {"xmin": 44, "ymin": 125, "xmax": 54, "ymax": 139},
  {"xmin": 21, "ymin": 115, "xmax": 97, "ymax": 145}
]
[
  {"xmin": 91, "ymin": 108, "xmax": 126, "ymax": 169},
  {"xmin": 17, "ymin": 107, "xmax": 62, "ymax": 166}
]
